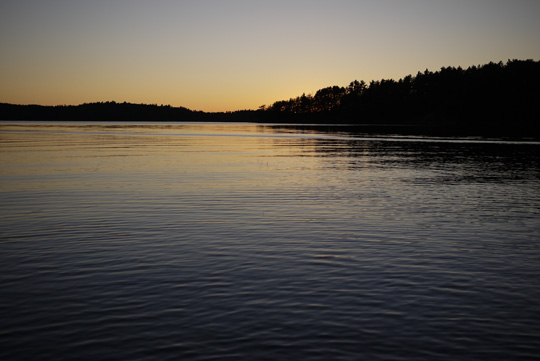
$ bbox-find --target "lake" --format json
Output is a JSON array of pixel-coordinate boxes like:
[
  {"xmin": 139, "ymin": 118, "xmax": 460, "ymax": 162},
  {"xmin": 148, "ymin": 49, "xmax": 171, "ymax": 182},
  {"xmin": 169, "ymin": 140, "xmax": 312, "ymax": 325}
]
[{"xmin": 1, "ymin": 122, "xmax": 540, "ymax": 360}]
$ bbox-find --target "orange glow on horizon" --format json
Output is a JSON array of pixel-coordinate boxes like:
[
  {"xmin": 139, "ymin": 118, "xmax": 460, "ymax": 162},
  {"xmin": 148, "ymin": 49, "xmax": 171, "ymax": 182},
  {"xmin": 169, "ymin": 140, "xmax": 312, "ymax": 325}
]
[{"xmin": 1, "ymin": 1, "xmax": 539, "ymax": 112}]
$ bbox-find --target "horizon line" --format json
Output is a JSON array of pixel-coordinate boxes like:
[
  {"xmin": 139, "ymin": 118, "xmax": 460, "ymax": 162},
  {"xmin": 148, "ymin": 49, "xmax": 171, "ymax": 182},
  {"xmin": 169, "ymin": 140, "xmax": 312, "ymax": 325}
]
[{"xmin": 3, "ymin": 58, "xmax": 537, "ymax": 113}]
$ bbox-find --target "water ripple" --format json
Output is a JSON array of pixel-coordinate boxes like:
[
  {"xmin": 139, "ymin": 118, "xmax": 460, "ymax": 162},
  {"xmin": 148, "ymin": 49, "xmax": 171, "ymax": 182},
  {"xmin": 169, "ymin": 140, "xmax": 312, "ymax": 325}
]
[{"xmin": 1, "ymin": 122, "xmax": 540, "ymax": 360}]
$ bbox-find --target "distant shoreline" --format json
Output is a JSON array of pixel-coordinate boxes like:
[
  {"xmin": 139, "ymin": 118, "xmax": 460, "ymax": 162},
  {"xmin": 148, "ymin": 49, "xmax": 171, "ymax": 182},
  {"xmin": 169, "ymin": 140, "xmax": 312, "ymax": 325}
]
[{"xmin": 2, "ymin": 60, "xmax": 539, "ymax": 138}]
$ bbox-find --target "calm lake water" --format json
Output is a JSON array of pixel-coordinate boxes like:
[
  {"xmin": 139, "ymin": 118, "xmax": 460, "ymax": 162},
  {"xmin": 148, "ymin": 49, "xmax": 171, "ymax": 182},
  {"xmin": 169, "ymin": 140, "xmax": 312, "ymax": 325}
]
[{"xmin": 1, "ymin": 122, "xmax": 540, "ymax": 360}]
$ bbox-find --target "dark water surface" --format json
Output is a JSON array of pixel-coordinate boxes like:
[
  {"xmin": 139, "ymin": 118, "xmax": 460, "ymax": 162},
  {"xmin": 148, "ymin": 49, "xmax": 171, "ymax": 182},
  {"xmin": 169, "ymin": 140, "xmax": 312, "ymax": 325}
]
[{"xmin": 1, "ymin": 122, "xmax": 540, "ymax": 360}]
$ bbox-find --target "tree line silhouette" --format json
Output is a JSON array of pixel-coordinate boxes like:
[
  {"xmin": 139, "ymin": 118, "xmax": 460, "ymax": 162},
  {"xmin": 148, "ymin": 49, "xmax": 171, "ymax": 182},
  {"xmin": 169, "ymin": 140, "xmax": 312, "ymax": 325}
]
[
  {"xmin": 260, "ymin": 59, "xmax": 540, "ymax": 131},
  {"xmin": 0, "ymin": 101, "xmax": 256, "ymax": 122},
  {"xmin": 1, "ymin": 59, "xmax": 539, "ymax": 135}
]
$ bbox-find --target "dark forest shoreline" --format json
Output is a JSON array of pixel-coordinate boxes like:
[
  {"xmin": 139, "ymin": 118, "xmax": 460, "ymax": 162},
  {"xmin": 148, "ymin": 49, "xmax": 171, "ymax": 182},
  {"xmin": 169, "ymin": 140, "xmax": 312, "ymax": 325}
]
[{"xmin": 2, "ymin": 60, "xmax": 539, "ymax": 138}]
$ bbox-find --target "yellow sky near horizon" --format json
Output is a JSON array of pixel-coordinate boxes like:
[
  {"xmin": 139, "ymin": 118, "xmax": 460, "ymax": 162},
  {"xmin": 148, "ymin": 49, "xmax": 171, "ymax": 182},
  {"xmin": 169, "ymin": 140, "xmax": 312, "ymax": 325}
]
[{"xmin": 1, "ymin": 0, "xmax": 539, "ymax": 112}]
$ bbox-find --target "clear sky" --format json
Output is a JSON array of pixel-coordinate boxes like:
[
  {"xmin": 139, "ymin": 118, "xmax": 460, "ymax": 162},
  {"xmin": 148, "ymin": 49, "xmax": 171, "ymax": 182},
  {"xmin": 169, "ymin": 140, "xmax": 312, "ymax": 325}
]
[{"xmin": 1, "ymin": 0, "xmax": 539, "ymax": 112}]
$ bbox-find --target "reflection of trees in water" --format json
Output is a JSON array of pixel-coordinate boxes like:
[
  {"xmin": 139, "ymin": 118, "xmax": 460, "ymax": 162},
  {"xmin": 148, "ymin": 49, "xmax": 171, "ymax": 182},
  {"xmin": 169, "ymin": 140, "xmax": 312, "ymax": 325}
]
[{"xmin": 264, "ymin": 123, "xmax": 540, "ymax": 183}]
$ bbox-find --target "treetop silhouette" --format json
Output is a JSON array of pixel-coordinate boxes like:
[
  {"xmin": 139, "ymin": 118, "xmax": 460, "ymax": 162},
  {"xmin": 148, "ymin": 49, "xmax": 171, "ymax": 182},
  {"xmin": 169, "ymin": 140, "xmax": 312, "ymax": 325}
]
[{"xmin": 1, "ymin": 59, "xmax": 539, "ymax": 136}]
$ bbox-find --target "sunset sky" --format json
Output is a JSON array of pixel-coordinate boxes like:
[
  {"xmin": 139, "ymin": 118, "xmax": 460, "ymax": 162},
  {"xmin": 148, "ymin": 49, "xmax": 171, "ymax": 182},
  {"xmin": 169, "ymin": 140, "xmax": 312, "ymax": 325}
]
[{"xmin": 1, "ymin": 0, "xmax": 539, "ymax": 112}]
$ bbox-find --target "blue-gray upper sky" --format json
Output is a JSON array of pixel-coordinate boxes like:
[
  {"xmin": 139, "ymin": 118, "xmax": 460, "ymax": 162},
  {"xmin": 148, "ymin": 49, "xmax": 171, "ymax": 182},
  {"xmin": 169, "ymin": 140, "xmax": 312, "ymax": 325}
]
[{"xmin": 1, "ymin": 0, "xmax": 539, "ymax": 111}]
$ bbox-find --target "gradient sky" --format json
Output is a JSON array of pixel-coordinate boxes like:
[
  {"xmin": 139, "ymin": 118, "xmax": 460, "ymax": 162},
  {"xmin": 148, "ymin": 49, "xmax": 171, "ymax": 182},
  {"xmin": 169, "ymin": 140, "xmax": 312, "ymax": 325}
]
[{"xmin": 1, "ymin": 0, "xmax": 539, "ymax": 112}]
